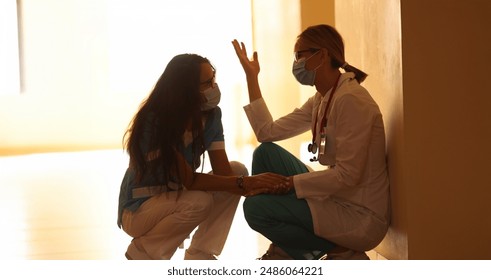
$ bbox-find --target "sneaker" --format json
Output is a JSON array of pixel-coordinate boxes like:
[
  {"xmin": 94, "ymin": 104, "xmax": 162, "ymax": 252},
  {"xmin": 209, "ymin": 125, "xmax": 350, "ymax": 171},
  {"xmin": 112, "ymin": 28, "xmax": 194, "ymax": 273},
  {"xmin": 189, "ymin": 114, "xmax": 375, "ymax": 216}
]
[
  {"xmin": 184, "ymin": 249, "xmax": 218, "ymax": 260},
  {"xmin": 324, "ymin": 250, "xmax": 370, "ymax": 260},
  {"xmin": 257, "ymin": 244, "xmax": 293, "ymax": 260},
  {"xmin": 125, "ymin": 239, "xmax": 152, "ymax": 260}
]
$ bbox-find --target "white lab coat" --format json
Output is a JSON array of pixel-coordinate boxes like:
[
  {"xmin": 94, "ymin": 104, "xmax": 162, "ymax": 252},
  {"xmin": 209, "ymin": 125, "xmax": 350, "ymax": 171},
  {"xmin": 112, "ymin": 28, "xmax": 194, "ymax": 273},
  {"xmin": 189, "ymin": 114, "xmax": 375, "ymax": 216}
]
[{"xmin": 243, "ymin": 72, "xmax": 390, "ymax": 251}]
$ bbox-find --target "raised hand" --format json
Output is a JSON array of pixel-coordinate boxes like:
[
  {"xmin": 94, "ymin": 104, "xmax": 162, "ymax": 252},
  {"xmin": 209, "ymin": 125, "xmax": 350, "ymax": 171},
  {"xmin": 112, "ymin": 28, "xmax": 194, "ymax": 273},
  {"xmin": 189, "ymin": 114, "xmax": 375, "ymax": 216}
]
[{"xmin": 231, "ymin": 39, "xmax": 260, "ymax": 77}]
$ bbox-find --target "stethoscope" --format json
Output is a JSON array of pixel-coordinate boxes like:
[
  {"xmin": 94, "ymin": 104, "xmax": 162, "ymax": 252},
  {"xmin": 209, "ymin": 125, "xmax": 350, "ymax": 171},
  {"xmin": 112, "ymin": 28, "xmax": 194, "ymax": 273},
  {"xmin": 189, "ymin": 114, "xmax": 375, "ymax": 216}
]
[{"xmin": 308, "ymin": 73, "xmax": 341, "ymax": 162}]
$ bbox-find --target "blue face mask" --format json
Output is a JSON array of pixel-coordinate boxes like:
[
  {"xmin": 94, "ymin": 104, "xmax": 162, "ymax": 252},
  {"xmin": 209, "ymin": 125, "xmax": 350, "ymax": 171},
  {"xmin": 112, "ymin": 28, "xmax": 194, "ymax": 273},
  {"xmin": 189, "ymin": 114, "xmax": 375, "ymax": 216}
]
[
  {"xmin": 292, "ymin": 51, "xmax": 321, "ymax": 86},
  {"xmin": 200, "ymin": 84, "xmax": 221, "ymax": 111}
]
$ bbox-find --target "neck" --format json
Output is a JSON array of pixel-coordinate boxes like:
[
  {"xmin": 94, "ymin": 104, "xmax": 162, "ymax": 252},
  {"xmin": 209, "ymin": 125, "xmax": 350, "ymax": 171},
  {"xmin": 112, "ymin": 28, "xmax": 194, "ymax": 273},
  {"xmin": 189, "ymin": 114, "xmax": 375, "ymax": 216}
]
[{"xmin": 316, "ymin": 69, "xmax": 341, "ymax": 96}]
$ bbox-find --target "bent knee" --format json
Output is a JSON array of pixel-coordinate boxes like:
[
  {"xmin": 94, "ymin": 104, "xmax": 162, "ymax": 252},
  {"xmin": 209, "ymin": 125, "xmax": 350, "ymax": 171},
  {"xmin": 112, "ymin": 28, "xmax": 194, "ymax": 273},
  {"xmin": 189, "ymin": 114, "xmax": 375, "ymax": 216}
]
[
  {"xmin": 230, "ymin": 161, "xmax": 249, "ymax": 176},
  {"xmin": 243, "ymin": 195, "xmax": 267, "ymax": 217},
  {"xmin": 253, "ymin": 142, "xmax": 278, "ymax": 157},
  {"xmin": 243, "ymin": 195, "xmax": 274, "ymax": 230},
  {"xmin": 183, "ymin": 191, "xmax": 214, "ymax": 216}
]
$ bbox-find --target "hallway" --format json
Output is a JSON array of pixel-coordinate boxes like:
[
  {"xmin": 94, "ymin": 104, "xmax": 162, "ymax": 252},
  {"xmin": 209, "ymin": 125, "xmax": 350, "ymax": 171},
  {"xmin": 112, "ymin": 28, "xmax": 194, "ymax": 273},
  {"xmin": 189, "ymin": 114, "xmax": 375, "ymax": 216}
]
[{"xmin": 0, "ymin": 149, "xmax": 257, "ymax": 260}]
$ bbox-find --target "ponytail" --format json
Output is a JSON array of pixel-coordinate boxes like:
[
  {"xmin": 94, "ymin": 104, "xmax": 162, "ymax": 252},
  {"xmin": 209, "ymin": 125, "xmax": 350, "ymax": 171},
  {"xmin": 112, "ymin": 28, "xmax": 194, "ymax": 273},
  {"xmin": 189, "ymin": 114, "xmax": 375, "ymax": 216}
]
[{"xmin": 341, "ymin": 62, "xmax": 368, "ymax": 83}]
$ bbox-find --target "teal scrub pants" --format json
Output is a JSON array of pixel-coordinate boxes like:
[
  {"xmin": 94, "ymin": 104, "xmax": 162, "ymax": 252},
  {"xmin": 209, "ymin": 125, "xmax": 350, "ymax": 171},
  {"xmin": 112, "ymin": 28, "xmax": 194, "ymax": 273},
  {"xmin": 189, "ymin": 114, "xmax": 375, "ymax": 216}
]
[{"xmin": 243, "ymin": 142, "xmax": 336, "ymax": 259}]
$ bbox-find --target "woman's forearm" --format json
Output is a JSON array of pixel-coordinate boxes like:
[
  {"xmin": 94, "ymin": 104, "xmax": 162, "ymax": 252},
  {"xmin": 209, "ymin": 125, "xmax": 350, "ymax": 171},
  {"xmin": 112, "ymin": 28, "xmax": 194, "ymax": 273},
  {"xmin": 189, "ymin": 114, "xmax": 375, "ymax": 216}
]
[
  {"xmin": 187, "ymin": 173, "xmax": 243, "ymax": 195},
  {"xmin": 246, "ymin": 74, "xmax": 263, "ymax": 103}
]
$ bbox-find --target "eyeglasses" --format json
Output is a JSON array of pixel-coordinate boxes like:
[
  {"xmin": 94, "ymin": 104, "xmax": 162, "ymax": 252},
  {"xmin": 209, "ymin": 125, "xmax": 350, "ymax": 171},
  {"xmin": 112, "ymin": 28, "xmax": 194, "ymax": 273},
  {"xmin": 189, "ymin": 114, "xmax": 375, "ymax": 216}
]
[
  {"xmin": 200, "ymin": 72, "xmax": 216, "ymax": 89},
  {"xmin": 294, "ymin": 48, "xmax": 320, "ymax": 62}
]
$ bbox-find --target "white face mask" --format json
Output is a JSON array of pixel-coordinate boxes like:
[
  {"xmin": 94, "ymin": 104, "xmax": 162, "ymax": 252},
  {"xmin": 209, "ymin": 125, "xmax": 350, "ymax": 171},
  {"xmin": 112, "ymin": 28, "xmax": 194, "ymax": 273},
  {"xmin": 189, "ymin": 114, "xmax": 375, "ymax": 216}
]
[{"xmin": 200, "ymin": 84, "xmax": 221, "ymax": 111}]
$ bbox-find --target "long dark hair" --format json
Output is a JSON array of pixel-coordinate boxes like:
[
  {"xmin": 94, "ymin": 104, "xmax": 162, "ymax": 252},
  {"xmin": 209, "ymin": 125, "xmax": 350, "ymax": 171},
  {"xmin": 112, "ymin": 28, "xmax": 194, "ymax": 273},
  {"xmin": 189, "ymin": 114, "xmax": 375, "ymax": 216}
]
[{"xmin": 123, "ymin": 54, "xmax": 211, "ymax": 188}]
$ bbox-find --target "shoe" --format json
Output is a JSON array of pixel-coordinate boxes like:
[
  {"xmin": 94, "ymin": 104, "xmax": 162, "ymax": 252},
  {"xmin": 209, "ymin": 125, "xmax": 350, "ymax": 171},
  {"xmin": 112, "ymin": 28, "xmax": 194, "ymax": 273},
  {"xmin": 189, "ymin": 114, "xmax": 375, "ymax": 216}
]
[
  {"xmin": 257, "ymin": 244, "xmax": 293, "ymax": 260},
  {"xmin": 184, "ymin": 249, "xmax": 217, "ymax": 260},
  {"xmin": 125, "ymin": 239, "xmax": 152, "ymax": 260},
  {"xmin": 323, "ymin": 249, "xmax": 370, "ymax": 260}
]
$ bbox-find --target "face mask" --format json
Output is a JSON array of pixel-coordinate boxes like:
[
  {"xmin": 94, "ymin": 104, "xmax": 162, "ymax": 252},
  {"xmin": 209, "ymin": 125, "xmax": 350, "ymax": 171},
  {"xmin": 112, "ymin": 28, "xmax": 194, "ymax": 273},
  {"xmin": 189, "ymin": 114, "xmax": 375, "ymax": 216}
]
[
  {"xmin": 292, "ymin": 52, "xmax": 321, "ymax": 86},
  {"xmin": 200, "ymin": 84, "xmax": 221, "ymax": 111}
]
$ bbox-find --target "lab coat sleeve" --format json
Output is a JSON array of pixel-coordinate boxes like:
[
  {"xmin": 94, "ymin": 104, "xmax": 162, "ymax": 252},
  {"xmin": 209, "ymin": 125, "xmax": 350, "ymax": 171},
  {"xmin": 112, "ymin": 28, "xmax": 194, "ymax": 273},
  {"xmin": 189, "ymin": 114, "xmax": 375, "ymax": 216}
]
[
  {"xmin": 295, "ymin": 93, "xmax": 374, "ymax": 198},
  {"xmin": 243, "ymin": 97, "xmax": 313, "ymax": 142}
]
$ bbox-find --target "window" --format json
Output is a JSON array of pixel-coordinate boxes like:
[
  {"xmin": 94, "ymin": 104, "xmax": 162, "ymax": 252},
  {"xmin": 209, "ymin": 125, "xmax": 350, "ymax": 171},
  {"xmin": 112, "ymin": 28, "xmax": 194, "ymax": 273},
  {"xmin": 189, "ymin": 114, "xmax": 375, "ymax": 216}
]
[
  {"xmin": 107, "ymin": 0, "xmax": 254, "ymax": 166},
  {"xmin": 0, "ymin": 0, "xmax": 21, "ymax": 95},
  {"xmin": 107, "ymin": 0, "xmax": 252, "ymax": 96}
]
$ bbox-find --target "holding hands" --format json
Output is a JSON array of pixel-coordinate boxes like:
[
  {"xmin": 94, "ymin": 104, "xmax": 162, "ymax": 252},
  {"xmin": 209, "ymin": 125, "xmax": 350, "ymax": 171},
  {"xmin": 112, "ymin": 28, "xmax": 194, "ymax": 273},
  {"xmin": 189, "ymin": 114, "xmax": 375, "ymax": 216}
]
[{"xmin": 241, "ymin": 172, "xmax": 292, "ymax": 197}]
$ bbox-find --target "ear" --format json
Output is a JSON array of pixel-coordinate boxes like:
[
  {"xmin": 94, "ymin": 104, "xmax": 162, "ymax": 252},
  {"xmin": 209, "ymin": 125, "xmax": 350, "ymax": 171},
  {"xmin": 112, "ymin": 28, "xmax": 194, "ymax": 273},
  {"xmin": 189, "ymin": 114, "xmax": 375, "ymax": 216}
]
[{"xmin": 320, "ymin": 48, "xmax": 331, "ymax": 65}]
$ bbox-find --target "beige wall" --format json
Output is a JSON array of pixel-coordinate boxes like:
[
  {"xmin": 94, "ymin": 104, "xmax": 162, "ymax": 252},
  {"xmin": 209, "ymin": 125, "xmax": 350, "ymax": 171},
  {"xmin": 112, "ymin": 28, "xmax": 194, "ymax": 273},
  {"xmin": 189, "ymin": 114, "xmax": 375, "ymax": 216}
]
[
  {"xmin": 336, "ymin": 0, "xmax": 406, "ymax": 260},
  {"xmin": 337, "ymin": 0, "xmax": 491, "ymax": 259},
  {"xmin": 300, "ymin": 0, "xmax": 334, "ymax": 29},
  {"xmin": 401, "ymin": 0, "xmax": 491, "ymax": 259}
]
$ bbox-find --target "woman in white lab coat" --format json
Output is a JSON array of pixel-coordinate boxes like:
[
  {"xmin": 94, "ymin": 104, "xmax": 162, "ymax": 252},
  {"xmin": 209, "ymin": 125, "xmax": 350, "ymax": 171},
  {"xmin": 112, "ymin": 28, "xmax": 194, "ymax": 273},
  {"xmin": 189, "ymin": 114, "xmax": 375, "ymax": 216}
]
[{"xmin": 232, "ymin": 24, "xmax": 390, "ymax": 260}]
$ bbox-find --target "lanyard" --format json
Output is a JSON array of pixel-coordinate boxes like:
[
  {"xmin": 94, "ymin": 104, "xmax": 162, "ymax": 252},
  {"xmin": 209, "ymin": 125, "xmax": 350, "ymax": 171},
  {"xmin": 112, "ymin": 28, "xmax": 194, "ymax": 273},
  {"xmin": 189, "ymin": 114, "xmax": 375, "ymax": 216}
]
[{"xmin": 311, "ymin": 73, "xmax": 341, "ymax": 144}]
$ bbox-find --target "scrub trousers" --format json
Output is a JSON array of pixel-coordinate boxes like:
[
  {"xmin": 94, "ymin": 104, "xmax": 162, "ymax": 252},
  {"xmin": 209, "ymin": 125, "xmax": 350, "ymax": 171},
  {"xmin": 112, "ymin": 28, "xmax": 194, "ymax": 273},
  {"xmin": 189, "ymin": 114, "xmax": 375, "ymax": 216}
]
[
  {"xmin": 122, "ymin": 161, "xmax": 247, "ymax": 259},
  {"xmin": 243, "ymin": 142, "xmax": 336, "ymax": 259}
]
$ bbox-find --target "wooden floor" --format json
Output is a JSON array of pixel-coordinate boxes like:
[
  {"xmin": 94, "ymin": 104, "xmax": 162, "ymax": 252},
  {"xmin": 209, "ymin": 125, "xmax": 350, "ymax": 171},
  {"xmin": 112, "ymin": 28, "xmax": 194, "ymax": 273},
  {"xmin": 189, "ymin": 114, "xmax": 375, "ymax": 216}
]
[{"xmin": 0, "ymin": 149, "xmax": 259, "ymax": 260}]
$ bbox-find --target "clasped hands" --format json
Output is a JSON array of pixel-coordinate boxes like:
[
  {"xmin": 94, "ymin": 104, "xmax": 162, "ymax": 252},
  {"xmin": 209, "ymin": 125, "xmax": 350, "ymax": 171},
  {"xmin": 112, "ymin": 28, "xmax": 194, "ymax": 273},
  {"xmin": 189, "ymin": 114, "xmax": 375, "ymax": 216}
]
[{"xmin": 241, "ymin": 172, "xmax": 293, "ymax": 197}]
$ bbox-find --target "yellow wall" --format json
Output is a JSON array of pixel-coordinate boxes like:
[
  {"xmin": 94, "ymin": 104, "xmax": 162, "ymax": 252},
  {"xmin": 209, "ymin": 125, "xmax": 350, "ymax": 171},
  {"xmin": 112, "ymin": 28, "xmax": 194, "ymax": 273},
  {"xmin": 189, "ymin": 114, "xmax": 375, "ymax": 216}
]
[{"xmin": 337, "ymin": 0, "xmax": 491, "ymax": 259}]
